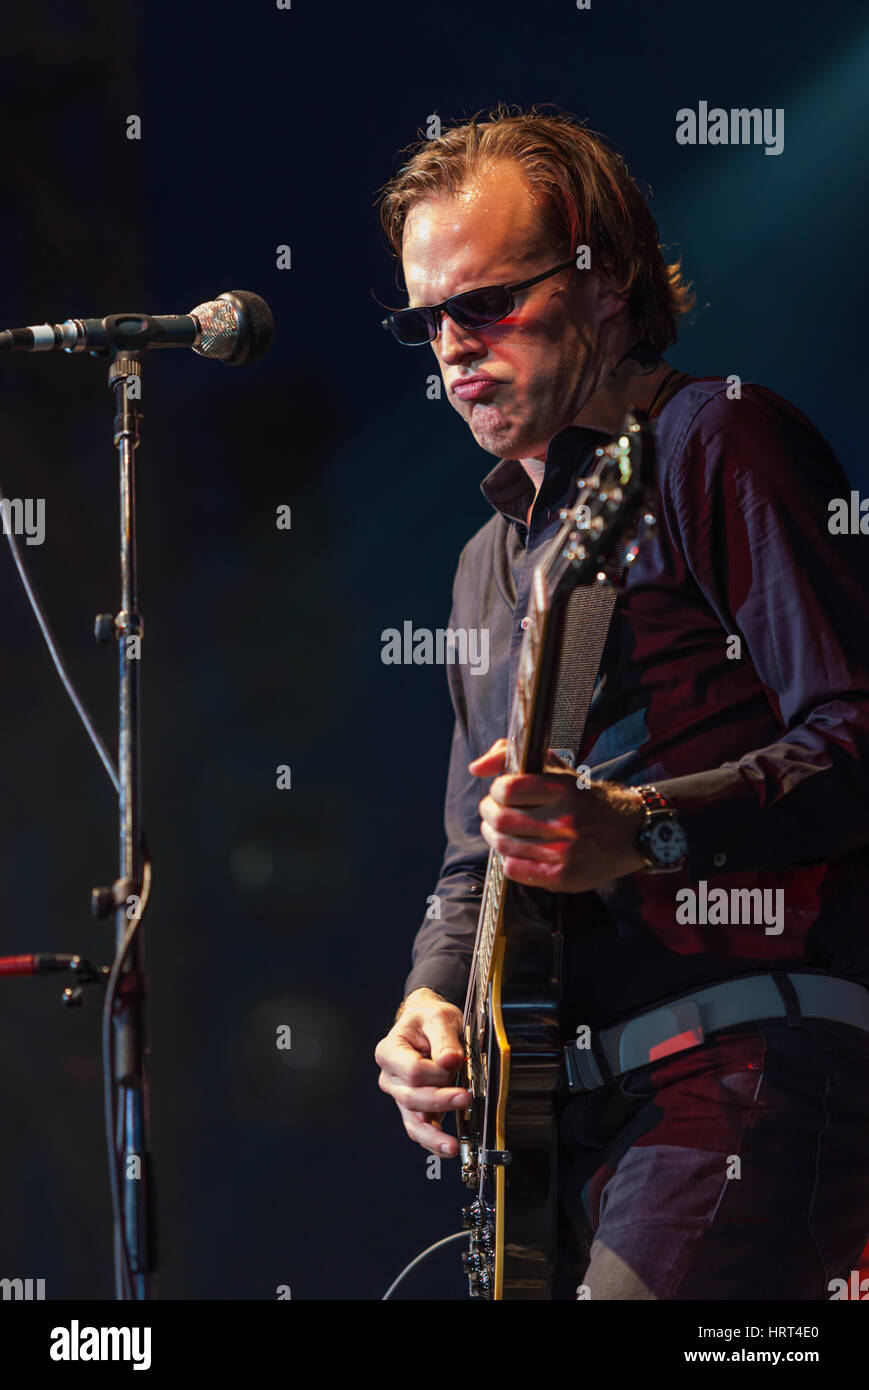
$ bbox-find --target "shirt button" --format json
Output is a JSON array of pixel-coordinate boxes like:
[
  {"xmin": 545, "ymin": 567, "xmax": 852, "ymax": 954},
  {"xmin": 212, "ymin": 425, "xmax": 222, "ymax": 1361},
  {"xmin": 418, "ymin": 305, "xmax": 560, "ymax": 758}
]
[
  {"xmin": 713, "ymin": 852, "xmax": 727, "ymax": 868},
  {"xmin": 520, "ymin": 616, "xmax": 531, "ymax": 630}
]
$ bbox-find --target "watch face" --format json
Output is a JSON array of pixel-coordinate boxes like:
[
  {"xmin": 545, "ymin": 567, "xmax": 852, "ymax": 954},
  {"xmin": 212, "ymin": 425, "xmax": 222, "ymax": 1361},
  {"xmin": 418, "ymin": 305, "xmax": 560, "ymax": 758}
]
[{"xmin": 648, "ymin": 818, "xmax": 687, "ymax": 866}]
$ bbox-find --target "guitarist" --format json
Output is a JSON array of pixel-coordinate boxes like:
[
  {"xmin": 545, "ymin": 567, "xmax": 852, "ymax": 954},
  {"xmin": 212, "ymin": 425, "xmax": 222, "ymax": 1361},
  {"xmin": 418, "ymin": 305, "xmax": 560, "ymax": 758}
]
[{"xmin": 373, "ymin": 106, "xmax": 869, "ymax": 1300}]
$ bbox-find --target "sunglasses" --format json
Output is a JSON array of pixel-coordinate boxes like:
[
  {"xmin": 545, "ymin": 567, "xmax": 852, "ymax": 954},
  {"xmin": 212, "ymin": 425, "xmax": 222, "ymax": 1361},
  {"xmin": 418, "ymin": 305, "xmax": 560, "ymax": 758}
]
[{"xmin": 381, "ymin": 256, "xmax": 577, "ymax": 346}]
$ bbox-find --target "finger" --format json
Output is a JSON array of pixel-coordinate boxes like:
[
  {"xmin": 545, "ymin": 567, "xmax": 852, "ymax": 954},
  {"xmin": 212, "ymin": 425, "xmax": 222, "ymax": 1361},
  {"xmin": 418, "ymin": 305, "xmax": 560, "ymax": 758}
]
[
  {"xmin": 468, "ymin": 737, "xmax": 508, "ymax": 777},
  {"xmin": 402, "ymin": 1012, "xmax": 466, "ymax": 1077},
  {"xmin": 401, "ymin": 1108, "xmax": 461, "ymax": 1158},
  {"xmin": 502, "ymin": 854, "xmax": 570, "ymax": 890},
  {"xmin": 480, "ymin": 819, "xmax": 566, "ymax": 863},
  {"xmin": 423, "ymin": 1017, "xmax": 466, "ymax": 1070},
  {"xmin": 383, "ymin": 1076, "xmax": 470, "ymax": 1113},
  {"xmin": 478, "ymin": 794, "xmax": 575, "ymax": 840},
  {"xmin": 489, "ymin": 772, "xmax": 573, "ymax": 807},
  {"xmin": 376, "ymin": 1031, "xmax": 462, "ymax": 1086}
]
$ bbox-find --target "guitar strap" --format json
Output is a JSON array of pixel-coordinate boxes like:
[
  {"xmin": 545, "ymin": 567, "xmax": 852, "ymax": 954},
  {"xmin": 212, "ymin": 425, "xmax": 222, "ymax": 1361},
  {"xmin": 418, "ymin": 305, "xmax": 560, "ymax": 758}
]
[
  {"xmin": 548, "ymin": 361, "xmax": 696, "ymax": 763},
  {"xmin": 547, "ymin": 581, "xmax": 618, "ymax": 764}
]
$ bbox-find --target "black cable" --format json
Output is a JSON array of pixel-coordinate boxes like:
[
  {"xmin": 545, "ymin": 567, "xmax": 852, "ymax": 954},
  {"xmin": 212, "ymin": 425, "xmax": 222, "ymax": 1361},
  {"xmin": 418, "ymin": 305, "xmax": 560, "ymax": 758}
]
[
  {"xmin": 0, "ymin": 487, "xmax": 119, "ymax": 792},
  {"xmin": 381, "ymin": 1231, "xmax": 467, "ymax": 1300}
]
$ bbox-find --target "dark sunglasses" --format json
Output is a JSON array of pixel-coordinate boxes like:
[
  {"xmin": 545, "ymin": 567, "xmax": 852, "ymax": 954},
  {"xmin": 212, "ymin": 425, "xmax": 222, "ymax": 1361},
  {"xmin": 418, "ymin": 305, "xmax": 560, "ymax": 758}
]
[{"xmin": 381, "ymin": 256, "xmax": 577, "ymax": 346}]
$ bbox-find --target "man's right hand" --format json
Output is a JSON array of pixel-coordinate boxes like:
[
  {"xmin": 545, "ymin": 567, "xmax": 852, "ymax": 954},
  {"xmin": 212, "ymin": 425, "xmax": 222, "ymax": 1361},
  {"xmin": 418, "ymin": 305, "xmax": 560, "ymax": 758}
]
[{"xmin": 375, "ymin": 987, "xmax": 469, "ymax": 1157}]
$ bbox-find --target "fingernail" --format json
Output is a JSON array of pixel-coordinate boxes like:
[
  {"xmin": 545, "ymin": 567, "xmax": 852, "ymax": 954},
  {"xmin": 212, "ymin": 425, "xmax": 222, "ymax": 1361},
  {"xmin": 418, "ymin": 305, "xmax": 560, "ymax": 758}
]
[{"xmin": 440, "ymin": 1143, "xmax": 453, "ymax": 1155}]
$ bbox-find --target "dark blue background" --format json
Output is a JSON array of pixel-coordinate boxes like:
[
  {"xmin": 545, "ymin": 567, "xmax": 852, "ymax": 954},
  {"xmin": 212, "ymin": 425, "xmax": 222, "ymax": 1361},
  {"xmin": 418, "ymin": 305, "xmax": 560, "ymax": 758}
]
[{"xmin": 0, "ymin": 0, "xmax": 866, "ymax": 1300}]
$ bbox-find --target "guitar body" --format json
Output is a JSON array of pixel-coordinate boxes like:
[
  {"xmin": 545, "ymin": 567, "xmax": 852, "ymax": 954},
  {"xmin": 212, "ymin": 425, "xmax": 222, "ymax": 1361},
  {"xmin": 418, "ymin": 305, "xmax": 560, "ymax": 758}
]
[
  {"xmin": 456, "ymin": 412, "xmax": 657, "ymax": 1299},
  {"xmin": 499, "ymin": 894, "xmax": 564, "ymax": 1297}
]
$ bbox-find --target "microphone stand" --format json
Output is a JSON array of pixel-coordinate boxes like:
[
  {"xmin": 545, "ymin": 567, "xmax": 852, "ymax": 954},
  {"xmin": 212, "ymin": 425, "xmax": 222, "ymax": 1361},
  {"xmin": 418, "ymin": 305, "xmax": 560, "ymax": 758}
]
[
  {"xmin": 91, "ymin": 348, "xmax": 155, "ymax": 1299},
  {"xmin": 0, "ymin": 297, "xmax": 273, "ymax": 1299},
  {"xmin": 0, "ymin": 342, "xmax": 155, "ymax": 1298}
]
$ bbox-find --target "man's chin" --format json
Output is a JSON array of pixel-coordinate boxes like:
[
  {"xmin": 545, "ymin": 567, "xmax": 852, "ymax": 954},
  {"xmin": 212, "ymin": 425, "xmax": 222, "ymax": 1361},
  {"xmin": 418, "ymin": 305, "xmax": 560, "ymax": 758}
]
[
  {"xmin": 467, "ymin": 411, "xmax": 530, "ymax": 459},
  {"xmin": 470, "ymin": 425, "xmax": 537, "ymax": 459}
]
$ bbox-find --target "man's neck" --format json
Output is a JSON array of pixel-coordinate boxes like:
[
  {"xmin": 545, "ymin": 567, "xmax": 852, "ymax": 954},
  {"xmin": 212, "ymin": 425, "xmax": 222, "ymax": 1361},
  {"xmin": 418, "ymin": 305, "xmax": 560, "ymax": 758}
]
[{"xmin": 520, "ymin": 354, "xmax": 672, "ymax": 524}]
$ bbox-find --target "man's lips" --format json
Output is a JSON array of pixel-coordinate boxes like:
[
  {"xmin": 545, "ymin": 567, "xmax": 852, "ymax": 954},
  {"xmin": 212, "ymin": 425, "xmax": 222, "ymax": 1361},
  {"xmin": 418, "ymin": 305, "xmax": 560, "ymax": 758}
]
[{"xmin": 451, "ymin": 375, "xmax": 502, "ymax": 401}]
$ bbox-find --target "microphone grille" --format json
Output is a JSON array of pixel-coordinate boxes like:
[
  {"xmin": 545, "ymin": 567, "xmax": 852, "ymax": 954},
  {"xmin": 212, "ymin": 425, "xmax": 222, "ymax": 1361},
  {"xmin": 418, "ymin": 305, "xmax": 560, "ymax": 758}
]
[
  {"xmin": 225, "ymin": 291, "xmax": 275, "ymax": 365},
  {"xmin": 189, "ymin": 298, "xmax": 240, "ymax": 361},
  {"xmin": 189, "ymin": 291, "xmax": 274, "ymax": 366}
]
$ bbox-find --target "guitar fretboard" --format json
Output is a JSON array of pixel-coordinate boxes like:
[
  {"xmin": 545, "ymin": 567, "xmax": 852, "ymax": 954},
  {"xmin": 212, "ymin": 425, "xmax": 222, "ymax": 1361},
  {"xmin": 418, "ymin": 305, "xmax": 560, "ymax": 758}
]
[{"xmin": 461, "ymin": 419, "xmax": 648, "ymax": 1032}]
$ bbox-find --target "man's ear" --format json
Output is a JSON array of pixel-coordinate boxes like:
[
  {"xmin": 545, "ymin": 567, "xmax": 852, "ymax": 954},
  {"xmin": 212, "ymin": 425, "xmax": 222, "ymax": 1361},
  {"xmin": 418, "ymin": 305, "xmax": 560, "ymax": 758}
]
[{"xmin": 578, "ymin": 268, "xmax": 629, "ymax": 327}]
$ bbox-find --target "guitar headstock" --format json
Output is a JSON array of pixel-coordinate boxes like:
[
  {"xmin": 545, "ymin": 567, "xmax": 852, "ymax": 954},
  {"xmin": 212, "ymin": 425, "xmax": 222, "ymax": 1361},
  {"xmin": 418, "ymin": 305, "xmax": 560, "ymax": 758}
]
[
  {"xmin": 539, "ymin": 407, "xmax": 657, "ymax": 604},
  {"xmin": 505, "ymin": 409, "xmax": 658, "ymax": 777}
]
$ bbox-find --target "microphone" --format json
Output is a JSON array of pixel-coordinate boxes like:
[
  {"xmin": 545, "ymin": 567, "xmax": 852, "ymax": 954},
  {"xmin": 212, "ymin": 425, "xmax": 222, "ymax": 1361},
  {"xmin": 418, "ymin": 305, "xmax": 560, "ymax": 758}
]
[{"xmin": 0, "ymin": 290, "xmax": 275, "ymax": 365}]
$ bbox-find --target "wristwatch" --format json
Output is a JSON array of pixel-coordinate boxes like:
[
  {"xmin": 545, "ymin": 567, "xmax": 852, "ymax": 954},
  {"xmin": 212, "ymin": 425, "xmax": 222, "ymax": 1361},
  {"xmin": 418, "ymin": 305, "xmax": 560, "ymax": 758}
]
[{"xmin": 633, "ymin": 785, "xmax": 688, "ymax": 872}]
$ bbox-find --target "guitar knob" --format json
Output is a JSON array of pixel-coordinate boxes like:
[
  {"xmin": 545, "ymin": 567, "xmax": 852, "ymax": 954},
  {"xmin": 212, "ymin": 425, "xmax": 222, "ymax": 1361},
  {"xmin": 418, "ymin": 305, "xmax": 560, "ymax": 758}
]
[
  {"xmin": 461, "ymin": 1199, "xmax": 482, "ymax": 1229},
  {"xmin": 468, "ymin": 1268, "xmax": 492, "ymax": 1298}
]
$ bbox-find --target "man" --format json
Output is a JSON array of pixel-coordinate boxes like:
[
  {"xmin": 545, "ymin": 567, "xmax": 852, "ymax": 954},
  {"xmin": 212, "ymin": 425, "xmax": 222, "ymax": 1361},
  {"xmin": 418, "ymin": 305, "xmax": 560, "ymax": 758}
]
[{"xmin": 373, "ymin": 106, "xmax": 869, "ymax": 1300}]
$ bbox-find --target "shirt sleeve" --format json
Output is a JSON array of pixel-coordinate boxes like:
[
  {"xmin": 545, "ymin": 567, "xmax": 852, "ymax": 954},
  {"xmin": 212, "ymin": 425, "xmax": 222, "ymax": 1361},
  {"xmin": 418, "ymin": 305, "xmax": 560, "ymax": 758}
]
[
  {"xmin": 653, "ymin": 385, "xmax": 869, "ymax": 876},
  {"xmin": 403, "ymin": 554, "xmax": 489, "ymax": 1009}
]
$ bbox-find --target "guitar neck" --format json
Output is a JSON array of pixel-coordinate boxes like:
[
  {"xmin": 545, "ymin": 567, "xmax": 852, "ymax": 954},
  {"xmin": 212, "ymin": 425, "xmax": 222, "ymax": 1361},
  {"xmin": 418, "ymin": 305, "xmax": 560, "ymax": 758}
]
[
  {"xmin": 462, "ymin": 413, "xmax": 653, "ymax": 1025},
  {"xmin": 463, "ymin": 577, "xmax": 570, "ymax": 1025}
]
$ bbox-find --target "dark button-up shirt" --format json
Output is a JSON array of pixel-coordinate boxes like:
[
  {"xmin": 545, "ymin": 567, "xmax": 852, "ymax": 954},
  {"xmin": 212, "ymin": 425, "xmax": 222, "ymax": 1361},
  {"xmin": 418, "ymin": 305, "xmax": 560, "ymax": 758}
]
[{"xmin": 404, "ymin": 378, "xmax": 869, "ymax": 1031}]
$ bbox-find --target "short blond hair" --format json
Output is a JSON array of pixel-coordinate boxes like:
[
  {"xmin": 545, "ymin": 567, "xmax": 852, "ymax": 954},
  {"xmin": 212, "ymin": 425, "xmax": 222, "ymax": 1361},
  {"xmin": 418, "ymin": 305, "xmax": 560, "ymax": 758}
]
[{"xmin": 377, "ymin": 103, "xmax": 694, "ymax": 352}]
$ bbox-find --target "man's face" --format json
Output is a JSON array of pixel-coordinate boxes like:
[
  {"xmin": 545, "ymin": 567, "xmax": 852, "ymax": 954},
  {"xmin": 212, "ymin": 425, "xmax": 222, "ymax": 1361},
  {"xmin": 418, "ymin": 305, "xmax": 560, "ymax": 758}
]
[{"xmin": 400, "ymin": 161, "xmax": 624, "ymax": 460}]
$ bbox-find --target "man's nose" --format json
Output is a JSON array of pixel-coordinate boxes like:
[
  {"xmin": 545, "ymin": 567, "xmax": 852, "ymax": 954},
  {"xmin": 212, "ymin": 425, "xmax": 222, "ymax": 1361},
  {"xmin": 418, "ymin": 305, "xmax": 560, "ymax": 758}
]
[{"xmin": 436, "ymin": 311, "xmax": 487, "ymax": 362}]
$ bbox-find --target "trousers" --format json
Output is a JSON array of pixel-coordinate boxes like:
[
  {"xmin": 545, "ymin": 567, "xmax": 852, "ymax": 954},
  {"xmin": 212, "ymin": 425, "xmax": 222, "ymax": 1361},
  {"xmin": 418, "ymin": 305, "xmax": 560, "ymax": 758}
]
[{"xmin": 553, "ymin": 1015, "xmax": 869, "ymax": 1300}]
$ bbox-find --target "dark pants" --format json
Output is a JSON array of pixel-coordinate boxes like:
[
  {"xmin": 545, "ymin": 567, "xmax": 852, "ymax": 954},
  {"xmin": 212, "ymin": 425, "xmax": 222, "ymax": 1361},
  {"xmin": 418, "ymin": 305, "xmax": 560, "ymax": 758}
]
[{"xmin": 553, "ymin": 1016, "xmax": 869, "ymax": 1300}]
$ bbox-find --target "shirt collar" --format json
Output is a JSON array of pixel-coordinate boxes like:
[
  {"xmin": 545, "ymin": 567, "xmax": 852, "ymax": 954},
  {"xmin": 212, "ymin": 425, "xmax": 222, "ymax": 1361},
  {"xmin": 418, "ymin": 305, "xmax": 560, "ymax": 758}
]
[{"xmin": 480, "ymin": 423, "xmax": 615, "ymax": 526}]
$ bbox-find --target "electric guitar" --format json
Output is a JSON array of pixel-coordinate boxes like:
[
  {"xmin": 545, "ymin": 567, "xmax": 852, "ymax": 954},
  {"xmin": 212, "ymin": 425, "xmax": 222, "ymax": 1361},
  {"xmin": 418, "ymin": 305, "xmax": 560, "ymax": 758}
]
[{"xmin": 455, "ymin": 409, "xmax": 657, "ymax": 1299}]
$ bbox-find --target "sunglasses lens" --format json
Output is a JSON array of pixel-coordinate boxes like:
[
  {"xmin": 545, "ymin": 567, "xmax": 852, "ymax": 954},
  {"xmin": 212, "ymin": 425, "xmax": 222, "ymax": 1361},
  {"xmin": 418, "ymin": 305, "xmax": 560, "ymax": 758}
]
[
  {"xmin": 387, "ymin": 284, "xmax": 513, "ymax": 344},
  {"xmin": 451, "ymin": 286, "xmax": 512, "ymax": 328},
  {"xmin": 390, "ymin": 308, "xmax": 437, "ymax": 345}
]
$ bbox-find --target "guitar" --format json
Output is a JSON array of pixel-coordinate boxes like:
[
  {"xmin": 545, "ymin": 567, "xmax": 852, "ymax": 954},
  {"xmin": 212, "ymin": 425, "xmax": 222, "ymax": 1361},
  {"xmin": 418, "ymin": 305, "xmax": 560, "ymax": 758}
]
[{"xmin": 455, "ymin": 409, "xmax": 657, "ymax": 1299}]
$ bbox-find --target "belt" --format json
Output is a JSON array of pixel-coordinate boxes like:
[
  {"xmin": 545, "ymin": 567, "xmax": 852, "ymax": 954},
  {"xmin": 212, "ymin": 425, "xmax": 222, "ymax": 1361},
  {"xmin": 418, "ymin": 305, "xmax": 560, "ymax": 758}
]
[{"xmin": 563, "ymin": 972, "xmax": 869, "ymax": 1094}]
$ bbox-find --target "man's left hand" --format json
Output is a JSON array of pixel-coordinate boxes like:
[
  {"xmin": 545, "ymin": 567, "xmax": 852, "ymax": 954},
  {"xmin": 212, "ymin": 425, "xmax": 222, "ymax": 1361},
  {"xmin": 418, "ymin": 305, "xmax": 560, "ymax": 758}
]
[{"xmin": 471, "ymin": 737, "xmax": 647, "ymax": 893}]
